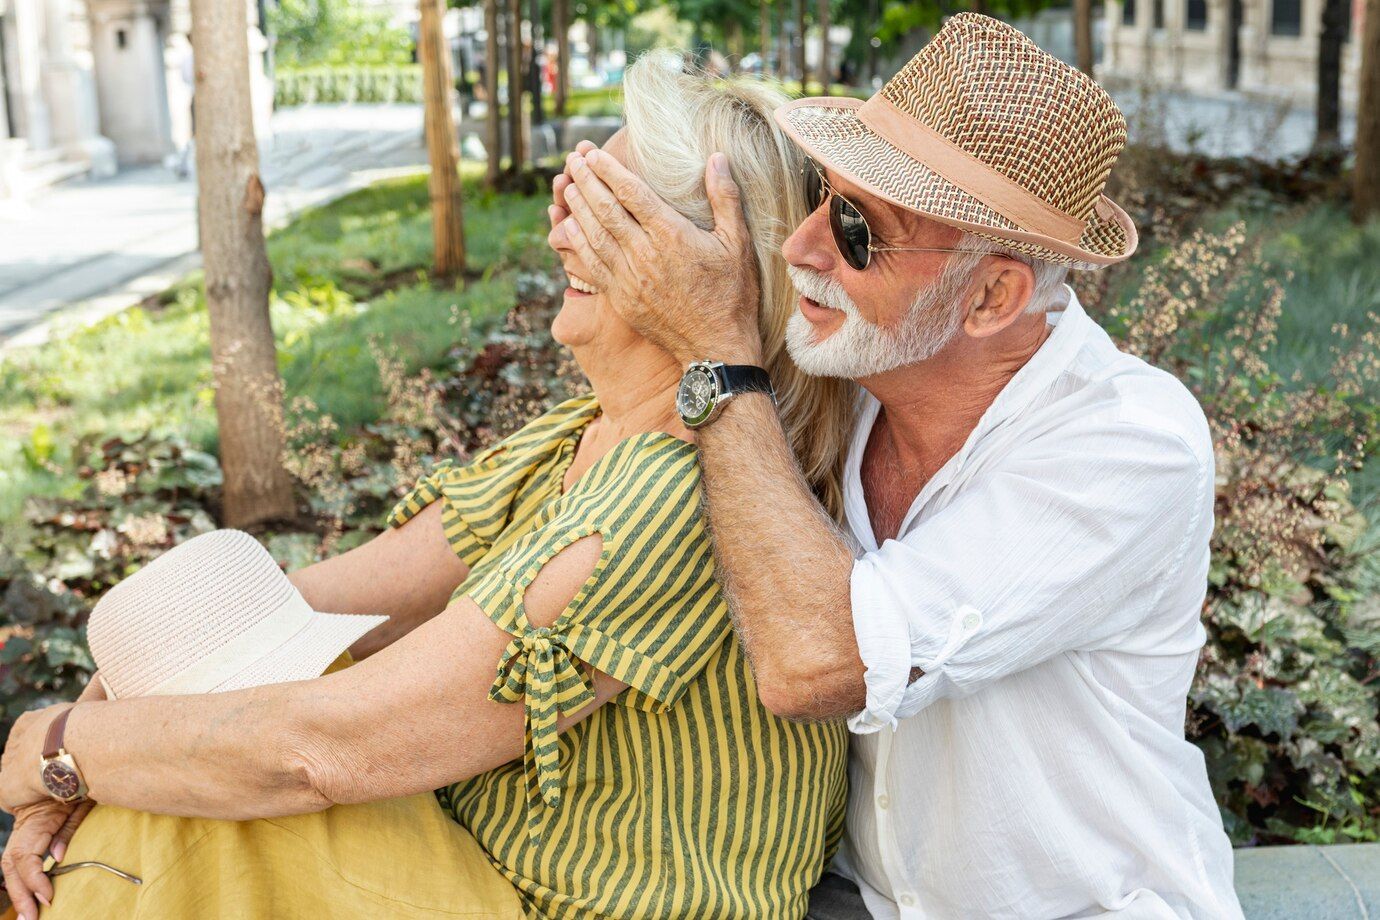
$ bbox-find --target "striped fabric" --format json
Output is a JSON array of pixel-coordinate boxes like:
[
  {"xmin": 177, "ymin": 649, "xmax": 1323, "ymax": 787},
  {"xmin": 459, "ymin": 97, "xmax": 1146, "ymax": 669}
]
[{"xmin": 387, "ymin": 395, "xmax": 848, "ymax": 920}]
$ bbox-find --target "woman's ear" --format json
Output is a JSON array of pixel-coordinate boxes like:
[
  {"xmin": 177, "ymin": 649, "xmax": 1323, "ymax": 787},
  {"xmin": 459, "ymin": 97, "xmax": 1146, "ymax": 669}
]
[{"xmin": 963, "ymin": 259, "xmax": 1035, "ymax": 339}]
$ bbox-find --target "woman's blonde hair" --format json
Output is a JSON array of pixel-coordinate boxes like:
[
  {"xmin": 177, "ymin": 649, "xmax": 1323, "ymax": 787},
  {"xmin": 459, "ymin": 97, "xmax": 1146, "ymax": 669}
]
[{"xmin": 621, "ymin": 51, "xmax": 856, "ymax": 520}]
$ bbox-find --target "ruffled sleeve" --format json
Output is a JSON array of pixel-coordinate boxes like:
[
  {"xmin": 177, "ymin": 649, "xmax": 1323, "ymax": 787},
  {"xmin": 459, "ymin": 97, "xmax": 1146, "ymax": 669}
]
[
  {"xmin": 385, "ymin": 395, "xmax": 599, "ymax": 567},
  {"xmin": 460, "ymin": 434, "xmax": 729, "ymax": 841}
]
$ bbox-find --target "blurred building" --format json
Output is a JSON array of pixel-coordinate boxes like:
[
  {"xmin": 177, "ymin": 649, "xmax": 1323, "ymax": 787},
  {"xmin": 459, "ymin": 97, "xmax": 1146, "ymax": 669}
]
[
  {"xmin": 0, "ymin": 0, "xmax": 269, "ymax": 200},
  {"xmin": 1103, "ymin": 0, "xmax": 1365, "ymax": 109}
]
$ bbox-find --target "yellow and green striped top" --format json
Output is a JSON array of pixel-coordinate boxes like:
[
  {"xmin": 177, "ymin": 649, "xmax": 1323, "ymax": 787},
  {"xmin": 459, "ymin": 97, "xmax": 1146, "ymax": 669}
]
[{"xmin": 386, "ymin": 394, "xmax": 848, "ymax": 920}]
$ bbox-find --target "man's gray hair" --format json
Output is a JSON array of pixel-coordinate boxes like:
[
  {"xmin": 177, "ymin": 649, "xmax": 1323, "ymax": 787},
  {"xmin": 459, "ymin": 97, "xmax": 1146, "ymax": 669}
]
[{"xmin": 954, "ymin": 233, "xmax": 1071, "ymax": 314}]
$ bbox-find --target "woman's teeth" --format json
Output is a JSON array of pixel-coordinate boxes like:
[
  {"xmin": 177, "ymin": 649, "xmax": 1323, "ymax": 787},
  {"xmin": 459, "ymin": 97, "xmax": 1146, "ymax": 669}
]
[{"xmin": 567, "ymin": 274, "xmax": 600, "ymax": 294}]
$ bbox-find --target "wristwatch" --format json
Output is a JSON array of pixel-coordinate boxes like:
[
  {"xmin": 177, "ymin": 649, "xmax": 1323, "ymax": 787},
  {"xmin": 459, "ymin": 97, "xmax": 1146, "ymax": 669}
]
[
  {"xmin": 676, "ymin": 361, "xmax": 775, "ymax": 429},
  {"xmin": 39, "ymin": 706, "xmax": 88, "ymax": 804}
]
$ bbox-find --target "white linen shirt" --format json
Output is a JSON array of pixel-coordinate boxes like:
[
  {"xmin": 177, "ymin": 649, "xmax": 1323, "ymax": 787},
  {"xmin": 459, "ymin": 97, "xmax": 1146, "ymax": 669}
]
[{"xmin": 834, "ymin": 289, "xmax": 1243, "ymax": 920}]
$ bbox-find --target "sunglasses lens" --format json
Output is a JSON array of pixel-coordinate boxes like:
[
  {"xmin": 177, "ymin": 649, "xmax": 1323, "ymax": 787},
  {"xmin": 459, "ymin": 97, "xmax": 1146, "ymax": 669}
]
[
  {"xmin": 805, "ymin": 161, "xmax": 827, "ymax": 211},
  {"xmin": 830, "ymin": 195, "xmax": 871, "ymax": 271}
]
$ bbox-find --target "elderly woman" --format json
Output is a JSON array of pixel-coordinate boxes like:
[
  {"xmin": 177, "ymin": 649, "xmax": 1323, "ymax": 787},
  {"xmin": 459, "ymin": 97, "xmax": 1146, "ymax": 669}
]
[{"xmin": 0, "ymin": 55, "xmax": 856, "ymax": 920}]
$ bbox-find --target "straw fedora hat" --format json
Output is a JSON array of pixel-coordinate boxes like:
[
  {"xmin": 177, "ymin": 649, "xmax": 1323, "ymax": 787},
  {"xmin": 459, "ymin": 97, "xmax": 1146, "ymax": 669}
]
[
  {"xmin": 87, "ymin": 530, "xmax": 387, "ymax": 699},
  {"xmin": 775, "ymin": 12, "xmax": 1137, "ymax": 267}
]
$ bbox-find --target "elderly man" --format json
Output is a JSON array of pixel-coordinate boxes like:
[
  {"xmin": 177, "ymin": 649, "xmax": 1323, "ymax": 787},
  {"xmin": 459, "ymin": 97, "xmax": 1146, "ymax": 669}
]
[{"xmin": 553, "ymin": 13, "xmax": 1244, "ymax": 920}]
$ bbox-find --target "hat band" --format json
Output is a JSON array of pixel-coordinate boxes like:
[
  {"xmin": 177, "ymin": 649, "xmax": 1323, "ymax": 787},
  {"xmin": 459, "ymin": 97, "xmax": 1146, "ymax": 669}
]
[
  {"xmin": 141, "ymin": 590, "xmax": 318, "ymax": 697},
  {"xmin": 856, "ymin": 94, "xmax": 1086, "ymax": 246}
]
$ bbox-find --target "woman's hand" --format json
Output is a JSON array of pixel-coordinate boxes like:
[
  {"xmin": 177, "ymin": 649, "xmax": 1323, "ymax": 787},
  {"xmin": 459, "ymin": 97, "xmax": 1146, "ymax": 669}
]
[
  {"xmin": 0, "ymin": 706, "xmax": 66, "ymax": 815},
  {"xmin": 1, "ymin": 799, "xmax": 93, "ymax": 920}
]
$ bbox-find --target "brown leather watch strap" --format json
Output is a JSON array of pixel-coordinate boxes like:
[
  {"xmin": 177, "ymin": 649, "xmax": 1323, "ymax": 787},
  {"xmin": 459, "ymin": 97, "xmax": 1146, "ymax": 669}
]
[{"xmin": 42, "ymin": 706, "xmax": 75, "ymax": 759}]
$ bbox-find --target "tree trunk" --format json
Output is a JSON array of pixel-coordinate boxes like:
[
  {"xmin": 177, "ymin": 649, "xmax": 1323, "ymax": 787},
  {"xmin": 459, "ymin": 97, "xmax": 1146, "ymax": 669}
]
[
  {"xmin": 588, "ymin": 20, "xmax": 600, "ymax": 73},
  {"xmin": 866, "ymin": 0, "xmax": 878, "ymax": 83},
  {"xmin": 485, "ymin": 0, "xmax": 501, "ymax": 186},
  {"xmin": 1356, "ymin": 0, "xmax": 1380, "ymax": 221},
  {"xmin": 759, "ymin": 0, "xmax": 772, "ymax": 75},
  {"xmin": 817, "ymin": 0, "xmax": 830, "ymax": 95},
  {"xmin": 506, "ymin": 0, "xmax": 525, "ymax": 175},
  {"xmin": 529, "ymin": 0, "xmax": 544, "ymax": 125},
  {"xmin": 420, "ymin": 0, "xmax": 465, "ymax": 276},
  {"xmin": 778, "ymin": 9, "xmax": 790, "ymax": 84},
  {"xmin": 188, "ymin": 0, "xmax": 295, "ymax": 528},
  {"xmin": 554, "ymin": 0, "xmax": 569, "ymax": 115},
  {"xmin": 728, "ymin": 19, "xmax": 744, "ymax": 69},
  {"xmin": 1074, "ymin": 0, "xmax": 1094, "ymax": 76},
  {"xmin": 794, "ymin": 0, "xmax": 807, "ymax": 90},
  {"xmin": 1316, "ymin": 0, "xmax": 1347, "ymax": 148}
]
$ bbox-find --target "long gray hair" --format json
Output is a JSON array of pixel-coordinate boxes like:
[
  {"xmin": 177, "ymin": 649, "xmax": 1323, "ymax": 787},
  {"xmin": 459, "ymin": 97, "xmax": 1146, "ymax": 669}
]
[{"xmin": 621, "ymin": 51, "xmax": 856, "ymax": 520}]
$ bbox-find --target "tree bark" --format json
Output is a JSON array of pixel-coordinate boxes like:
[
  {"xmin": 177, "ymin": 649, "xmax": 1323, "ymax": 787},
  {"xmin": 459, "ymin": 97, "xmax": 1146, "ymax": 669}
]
[
  {"xmin": 188, "ymin": 0, "xmax": 295, "ymax": 528},
  {"xmin": 506, "ymin": 0, "xmax": 526, "ymax": 175},
  {"xmin": 760, "ymin": 0, "xmax": 772, "ymax": 75},
  {"xmin": 529, "ymin": 0, "xmax": 544, "ymax": 125},
  {"xmin": 1356, "ymin": 0, "xmax": 1380, "ymax": 221},
  {"xmin": 554, "ymin": 0, "xmax": 569, "ymax": 115},
  {"xmin": 1316, "ymin": 0, "xmax": 1347, "ymax": 148},
  {"xmin": 1074, "ymin": 0, "xmax": 1095, "ymax": 76},
  {"xmin": 484, "ymin": 0, "xmax": 501, "ymax": 186},
  {"xmin": 817, "ymin": 0, "xmax": 830, "ymax": 94},
  {"xmin": 795, "ymin": 0, "xmax": 808, "ymax": 90},
  {"xmin": 420, "ymin": 0, "xmax": 465, "ymax": 276}
]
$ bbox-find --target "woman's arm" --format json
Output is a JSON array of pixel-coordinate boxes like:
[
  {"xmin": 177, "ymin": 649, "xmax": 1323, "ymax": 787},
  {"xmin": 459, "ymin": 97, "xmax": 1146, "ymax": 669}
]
[
  {"xmin": 290, "ymin": 500, "xmax": 469, "ymax": 659},
  {"xmin": 1, "ymin": 536, "xmax": 624, "ymax": 820}
]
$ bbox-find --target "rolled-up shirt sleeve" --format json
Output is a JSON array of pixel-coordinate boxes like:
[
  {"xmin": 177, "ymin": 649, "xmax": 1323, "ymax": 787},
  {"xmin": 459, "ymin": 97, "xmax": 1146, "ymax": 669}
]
[{"xmin": 848, "ymin": 418, "xmax": 1211, "ymax": 734}]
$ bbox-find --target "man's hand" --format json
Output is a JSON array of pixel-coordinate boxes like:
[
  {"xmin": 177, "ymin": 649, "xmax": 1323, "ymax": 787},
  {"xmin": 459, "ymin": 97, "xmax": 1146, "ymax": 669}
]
[
  {"xmin": 1, "ymin": 707, "xmax": 64, "ymax": 815},
  {"xmin": 552, "ymin": 141, "xmax": 764, "ymax": 366},
  {"xmin": 1, "ymin": 799, "xmax": 93, "ymax": 920}
]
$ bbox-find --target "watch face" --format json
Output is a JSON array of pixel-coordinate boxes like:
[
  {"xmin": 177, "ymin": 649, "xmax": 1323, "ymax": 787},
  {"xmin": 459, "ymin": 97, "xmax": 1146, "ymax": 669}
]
[
  {"xmin": 676, "ymin": 365, "xmax": 717, "ymax": 425},
  {"xmin": 42, "ymin": 760, "xmax": 81, "ymax": 800}
]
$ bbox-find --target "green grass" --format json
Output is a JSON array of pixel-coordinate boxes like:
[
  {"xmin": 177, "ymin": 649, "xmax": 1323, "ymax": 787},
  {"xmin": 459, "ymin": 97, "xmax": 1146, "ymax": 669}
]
[{"xmin": 0, "ymin": 168, "xmax": 554, "ymax": 522}]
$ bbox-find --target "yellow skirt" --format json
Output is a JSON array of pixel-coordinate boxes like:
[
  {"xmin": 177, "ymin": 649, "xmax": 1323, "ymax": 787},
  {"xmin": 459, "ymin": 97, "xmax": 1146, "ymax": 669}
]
[{"xmin": 41, "ymin": 793, "xmax": 526, "ymax": 919}]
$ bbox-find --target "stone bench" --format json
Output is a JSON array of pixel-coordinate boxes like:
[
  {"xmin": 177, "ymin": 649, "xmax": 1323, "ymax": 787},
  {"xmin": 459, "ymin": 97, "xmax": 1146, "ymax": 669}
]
[{"xmin": 1236, "ymin": 843, "xmax": 1380, "ymax": 918}]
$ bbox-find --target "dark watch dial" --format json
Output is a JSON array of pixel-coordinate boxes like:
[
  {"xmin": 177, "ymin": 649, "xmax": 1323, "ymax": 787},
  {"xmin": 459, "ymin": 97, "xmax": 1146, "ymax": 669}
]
[
  {"xmin": 42, "ymin": 760, "xmax": 81, "ymax": 799},
  {"xmin": 676, "ymin": 364, "xmax": 718, "ymax": 427}
]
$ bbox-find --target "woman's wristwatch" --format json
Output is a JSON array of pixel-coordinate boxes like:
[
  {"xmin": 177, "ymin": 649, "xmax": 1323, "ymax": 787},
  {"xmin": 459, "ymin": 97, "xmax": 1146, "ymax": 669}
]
[
  {"xmin": 676, "ymin": 361, "xmax": 775, "ymax": 429},
  {"xmin": 39, "ymin": 706, "xmax": 89, "ymax": 803}
]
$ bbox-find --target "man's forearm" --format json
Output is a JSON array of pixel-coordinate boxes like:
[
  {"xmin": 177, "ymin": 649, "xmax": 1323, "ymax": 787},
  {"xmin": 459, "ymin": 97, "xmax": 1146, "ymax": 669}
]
[{"xmin": 697, "ymin": 393, "xmax": 866, "ymax": 720}]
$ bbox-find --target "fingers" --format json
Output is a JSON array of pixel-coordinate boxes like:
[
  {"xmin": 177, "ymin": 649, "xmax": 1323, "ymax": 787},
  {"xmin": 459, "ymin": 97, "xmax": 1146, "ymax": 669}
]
[
  {"xmin": 50, "ymin": 801, "xmax": 94, "ymax": 862},
  {"xmin": 2, "ymin": 849, "xmax": 46, "ymax": 920},
  {"xmin": 562, "ymin": 178, "xmax": 634, "ymax": 285},
  {"xmin": 559, "ymin": 212, "xmax": 616, "ymax": 293},
  {"xmin": 582, "ymin": 148, "xmax": 689, "ymax": 233},
  {"xmin": 574, "ymin": 139, "xmax": 598, "ymax": 156},
  {"xmin": 567, "ymin": 153, "xmax": 648, "ymax": 250},
  {"xmin": 552, "ymin": 172, "xmax": 572, "ymax": 216},
  {"xmin": 706, "ymin": 153, "xmax": 752, "ymax": 255}
]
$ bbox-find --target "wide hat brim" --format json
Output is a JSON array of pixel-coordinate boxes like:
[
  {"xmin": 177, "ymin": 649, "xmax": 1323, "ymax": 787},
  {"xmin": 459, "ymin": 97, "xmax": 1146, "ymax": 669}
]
[
  {"xmin": 213, "ymin": 610, "xmax": 387, "ymax": 693},
  {"xmin": 774, "ymin": 96, "xmax": 1138, "ymax": 268}
]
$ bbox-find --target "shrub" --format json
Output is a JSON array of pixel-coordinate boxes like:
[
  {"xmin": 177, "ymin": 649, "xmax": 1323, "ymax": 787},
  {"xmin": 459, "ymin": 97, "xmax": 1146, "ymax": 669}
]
[
  {"xmin": 275, "ymin": 66, "xmax": 424, "ymax": 107},
  {"xmin": 1102, "ymin": 222, "xmax": 1380, "ymax": 845}
]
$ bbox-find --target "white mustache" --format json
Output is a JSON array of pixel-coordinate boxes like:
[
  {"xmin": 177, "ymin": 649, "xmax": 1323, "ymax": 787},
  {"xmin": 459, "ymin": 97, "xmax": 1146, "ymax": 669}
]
[{"xmin": 787, "ymin": 265, "xmax": 860, "ymax": 316}]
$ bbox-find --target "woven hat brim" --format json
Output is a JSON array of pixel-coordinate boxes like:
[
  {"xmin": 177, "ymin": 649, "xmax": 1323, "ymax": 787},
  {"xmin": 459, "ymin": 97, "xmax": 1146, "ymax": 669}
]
[
  {"xmin": 212, "ymin": 611, "xmax": 388, "ymax": 693},
  {"xmin": 774, "ymin": 97, "xmax": 1138, "ymax": 268}
]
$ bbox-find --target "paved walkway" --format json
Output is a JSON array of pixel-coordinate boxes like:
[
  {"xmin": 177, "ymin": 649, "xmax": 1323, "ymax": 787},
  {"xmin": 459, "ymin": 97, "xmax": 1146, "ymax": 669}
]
[{"xmin": 0, "ymin": 104, "xmax": 428, "ymax": 350}]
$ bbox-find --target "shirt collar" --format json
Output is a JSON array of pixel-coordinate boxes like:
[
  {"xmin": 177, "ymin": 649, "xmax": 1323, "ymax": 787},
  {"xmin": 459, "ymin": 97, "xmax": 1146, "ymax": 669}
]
[{"xmin": 843, "ymin": 285, "xmax": 1095, "ymax": 550}]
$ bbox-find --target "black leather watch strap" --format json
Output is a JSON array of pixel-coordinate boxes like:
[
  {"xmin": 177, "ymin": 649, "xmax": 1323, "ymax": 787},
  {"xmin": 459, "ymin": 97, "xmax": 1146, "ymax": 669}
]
[{"xmin": 719, "ymin": 365, "xmax": 775, "ymax": 401}]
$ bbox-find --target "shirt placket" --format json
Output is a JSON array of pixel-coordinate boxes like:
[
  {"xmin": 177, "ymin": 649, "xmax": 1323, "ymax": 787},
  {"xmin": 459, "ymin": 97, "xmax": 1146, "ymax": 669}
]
[{"xmin": 873, "ymin": 725, "xmax": 924, "ymax": 918}]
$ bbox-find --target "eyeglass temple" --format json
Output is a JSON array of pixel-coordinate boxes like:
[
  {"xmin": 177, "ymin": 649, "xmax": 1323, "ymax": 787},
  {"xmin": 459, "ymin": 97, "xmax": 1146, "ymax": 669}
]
[
  {"xmin": 868, "ymin": 245, "xmax": 994, "ymax": 255},
  {"xmin": 48, "ymin": 860, "xmax": 143, "ymax": 885}
]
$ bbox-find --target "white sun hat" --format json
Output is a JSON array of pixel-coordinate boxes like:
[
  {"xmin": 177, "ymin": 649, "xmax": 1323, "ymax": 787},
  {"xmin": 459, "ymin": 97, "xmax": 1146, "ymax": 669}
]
[{"xmin": 87, "ymin": 529, "xmax": 388, "ymax": 699}]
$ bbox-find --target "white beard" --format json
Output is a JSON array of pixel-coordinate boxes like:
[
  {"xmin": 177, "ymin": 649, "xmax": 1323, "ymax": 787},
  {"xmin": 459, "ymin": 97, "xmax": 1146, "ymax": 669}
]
[{"xmin": 784, "ymin": 264, "xmax": 971, "ymax": 380}]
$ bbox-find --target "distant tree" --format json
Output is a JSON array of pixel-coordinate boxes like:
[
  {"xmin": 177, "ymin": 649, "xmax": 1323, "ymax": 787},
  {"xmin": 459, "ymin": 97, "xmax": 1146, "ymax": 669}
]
[
  {"xmin": 269, "ymin": 0, "xmax": 413, "ymax": 66},
  {"xmin": 760, "ymin": 0, "xmax": 773, "ymax": 74},
  {"xmin": 1316, "ymin": 0, "xmax": 1349, "ymax": 149},
  {"xmin": 554, "ymin": 0, "xmax": 571, "ymax": 114},
  {"xmin": 818, "ymin": 0, "xmax": 831, "ymax": 92},
  {"xmin": 1073, "ymin": 0, "xmax": 1094, "ymax": 75},
  {"xmin": 1357, "ymin": 0, "xmax": 1380, "ymax": 221},
  {"xmin": 189, "ymin": 0, "xmax": 296, "ymax": 527},
  {"xmin": 506, "ymin": 0, "xmax": 527, "ymax": 174},
  {"xmin": 420, "ymin": 0, "xmax": 466, "ymax": 275},
  {"xmin": 484, "ymin": 0, "xmax": 502, "ymax": 185}
]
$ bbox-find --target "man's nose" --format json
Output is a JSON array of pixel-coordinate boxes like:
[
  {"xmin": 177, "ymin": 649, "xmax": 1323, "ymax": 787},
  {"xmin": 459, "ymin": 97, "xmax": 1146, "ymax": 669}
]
[{"xmin": 782, "ymin": 206, "xmax": 836, "ymax": 274}]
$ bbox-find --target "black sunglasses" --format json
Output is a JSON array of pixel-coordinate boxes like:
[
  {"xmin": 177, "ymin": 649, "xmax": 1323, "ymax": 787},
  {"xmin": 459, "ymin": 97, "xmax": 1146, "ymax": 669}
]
[{"xmin": 803, "ymin": 159, "xmax": 987, "ymax": 271}]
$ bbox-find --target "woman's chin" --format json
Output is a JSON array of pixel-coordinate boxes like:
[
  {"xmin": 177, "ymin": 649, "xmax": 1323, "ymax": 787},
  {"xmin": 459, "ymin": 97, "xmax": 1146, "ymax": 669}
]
[{"xmin": 551, "ymin": 296, "xmax": 597, "ymax": 348}]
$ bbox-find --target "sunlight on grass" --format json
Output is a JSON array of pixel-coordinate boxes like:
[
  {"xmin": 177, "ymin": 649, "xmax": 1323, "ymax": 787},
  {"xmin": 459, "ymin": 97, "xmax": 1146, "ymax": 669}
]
[{"xmin": 0, "ymin": 173, "xmax": 554, "ymax": 521}]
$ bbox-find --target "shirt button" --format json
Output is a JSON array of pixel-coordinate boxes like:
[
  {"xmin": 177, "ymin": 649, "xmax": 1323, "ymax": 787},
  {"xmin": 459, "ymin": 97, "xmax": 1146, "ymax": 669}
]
[
  {"xmin": 899, "ymin": 893, "xmax": 916, "ymax": 907},
  {"xmin": 876, "ymin": 793, "xmax": 889, "ymax": 809},
  {"xmin": 962, "ymin": 611, "xmax": 980, "ymax": 631}
]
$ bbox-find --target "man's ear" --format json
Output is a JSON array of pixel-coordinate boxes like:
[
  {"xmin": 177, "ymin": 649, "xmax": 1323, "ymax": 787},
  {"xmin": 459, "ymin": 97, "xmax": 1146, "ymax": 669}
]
[{"xmin": 963, "ymin": 258, "xmax": 1034, "ymax": 338}]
